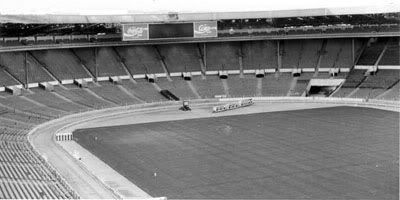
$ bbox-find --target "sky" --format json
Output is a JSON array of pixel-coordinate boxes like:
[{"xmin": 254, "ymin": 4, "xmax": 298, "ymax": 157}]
[{"xmin": 0, "ymin": 0, "xmax": 399, "ymax": 15}]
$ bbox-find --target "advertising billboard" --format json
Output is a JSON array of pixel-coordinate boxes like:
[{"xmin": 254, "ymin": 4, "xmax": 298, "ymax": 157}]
[
  {"xmin": 122, "ymin": 21, "xmax": 218, "ymax": 41},
  {"xmin": 193, "ymin": 21, "xmax": 218, "ymax": 38},
  {"xmin": 122, "ymin": 24, "xmax": 149, "ymax": 41}
]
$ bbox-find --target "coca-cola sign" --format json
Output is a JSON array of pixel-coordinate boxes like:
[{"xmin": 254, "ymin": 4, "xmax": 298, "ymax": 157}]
[
  {"xmin": 194, "ymin": 21, "xmax": 217, "ymax": 38},
  {"xmin": 122, "ymin": 24, "xmax": 149, "ymax": 41}
]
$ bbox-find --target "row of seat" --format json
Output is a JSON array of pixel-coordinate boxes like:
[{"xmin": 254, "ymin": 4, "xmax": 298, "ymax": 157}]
[
  {"xmin": 0, "ymin": 161, "xmax": 53, "ymax": 181},
  {"xmin": 0, "ymin": 130, "xmax": 26, "ymax": 141},
  {"xmin": 360, "ymin": 70, "xmax": 400, "ymax": 89},
  {"xmin": 0, "ymin": 137, "xmax": 78, "ymax": 199},
  {"xmin": 89, "ymin": 82, "xmax": 144, "ymax": 105},
  {"xmin": 0, "ymin": 119, "xmax": 31, "ymax": 130},
  {"xmin": 0, "ymin": 179, "xmax": 73, "ymax": 199},
  {"xmin": 0, "ymin": 112, "xmax": 47, "ymax": 125},
  {"xmin": 0, "ymin": 38, "xmax": 384, "ymax": 86},
  {"xmin": 0, "ymin": 96, "xmax": 62, "ymax": 118},
  {"xmin": 0, "ymin": 99, "xmax": 79, "ymax": 200},
  {"xmin": 357, "ymin": 38, "xmax": 388, "ymax": 65},
  {"xmin": 0, "ymin": 145, "xmax": 41, "ymax": 164},
  {"xmin": 379, "ymin": 82, "xmax": 400, "ymax": 101},
  {"xmin": 226, "ymin": 75, "xmax": 258, "ymax": 97},
  {"xmin": 3, "ymin": 71, "xmax": 398, "ymax": 114},
  {"xmin": 378, "ymin": 38, "xmax": 400, "ymax": 65}
]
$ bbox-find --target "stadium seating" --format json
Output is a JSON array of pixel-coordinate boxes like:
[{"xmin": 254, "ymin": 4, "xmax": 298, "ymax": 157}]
[
  {"xmin": 156, "ymin": 77, "xmax": 198, "ymax": 100},
  {"xmin": 89, "ymin": 82, "xmax": 143, "ymax": 105},
  {"xmin": 351, "ymin": 88, "xmax": 386, "ymax": 99},
  {"xmin": 360, "ymin": 70, "xmax": 400, "ymax": 89},
  {"xmin": 54, "ymin": 85, "xmax": 114, "ymax": 109},
  {"xmin": 0, "ymin": 52, "xmax": 54, "ymax": 84},
  {"xmin": 0, "ymin": 118, "xmax": 31, "ymax": 130},
  {"xmin": 0, "ymin": 69, "xmax": 19, "ymax": 86},
  {"xmin": 157, "ymin": 44, "xmax": 202, "ymax": 72},
  {"xmin": 297, "ymin": 72, "xmax": 315, "ymax": 80},
  {"xmin": 0, "ymin": 128, "xmax": 26, "ymax": 141},
  {"xmin": 298, "ymin": 39, "xmax": 322, "ymax": 69},
  {"xmin": 70, "ymin": 48, "xmax": 96, "ymax": 76},
  {"xmin": 0, "ymin": 96, "xmax": 64, "ymax": 118},
  {"xmin": 262, "ymin": 73, "xmax": 292, "ymax": 96},
  {"xmin": 191, "ymin": 76, "xmax": 225, "ymax": 98},
  {"xmin": 289, "ymin": 79, "xmax": 309, "ymax": 96},
  {"xmin": 341, "ymin": 69, "xmax": 366, "ymax": 88},
  {"xmin": 331, "ymin": 87, "xmax": 355, "ymax": 97},
  {"xmin": 73, "ymin": 47, "xmax": 128, "ymax": 77},
  {"xmin": 281, "ymin": 40, "xmax": 302, "ymax": 69},
  {"xmin": 30, "ymin": 50, "xmax": 90, "ymax": 80},
  {"xmin": 357, "ymin": 38, "xmax": 387, "ymax": 65},
  {"xmin": 0, "ymin": 105, "xmax": 9, "ymax": 115},
  {"xmin": 226, "ymin": 75, "xmax": 258, "ymax": 97},
  {"xmin": 205, "ymin": 42, "xmax": 240, "ymax": 71},
  {"xmin": 354, "ymin": 38, "xmax": 366, "ymax": 58},
  {"xmin": 315, "ymin": 72, "xmax": 333, "ymax": 79},
  {"xmin": 333, "ymin": 72, "xmax": 348, "ymax": 79},
  {"xmin": 379, "ymin": 38, "xmax": 400, "ymax": 65},
  {"xmin": 0, "ymin": 140, "xmax": 76, "ymax": 199},
  {"xmin": 378, "ymin": 82, "xmax": 400, "ymax": 101},
  {"xmin": 0, "ymin": 104, "xmax": 76, "ymax": 199},
  {"xmin": 115, "ymin": 46, "xmax": 165, "ymax": 75},
  {"xmin": 319, "ymin": 39, "xmax": 341, "ymax": 68},
  {"xmin": 25, "ymin": 88, "xmax": 87, "ymax": 113},
  {"xmin": 0, "ymin": 112, "xmax": 46, "ymax": 125},
  {"xmin": 121, "ymin": 79, "xmax": 166, "ymax": 103},
  {"xmin": 241, "ymin": 41, "xmax": 277, "ymax": 69},
  {"xmin": 337, "ymin": 40, "xmax": 356, "ymax": 68},
  {"xmin": 320, "ymin": 39, "xmax": 354, "ymax": 68},
  {"xmin": 95, "ymin": 48, "xmax": 128, "ymax": 77}
]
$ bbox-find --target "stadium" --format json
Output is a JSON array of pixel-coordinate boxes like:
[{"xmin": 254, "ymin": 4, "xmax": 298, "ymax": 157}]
[{"xmin": 0, "ymin": 2, "xmax": 399, "ymax": 199}]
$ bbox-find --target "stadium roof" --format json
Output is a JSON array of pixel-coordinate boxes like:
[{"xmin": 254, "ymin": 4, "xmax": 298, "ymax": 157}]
[{"xmin": 0, "ymin": 5, "xmax": 399, "ymax": 24}]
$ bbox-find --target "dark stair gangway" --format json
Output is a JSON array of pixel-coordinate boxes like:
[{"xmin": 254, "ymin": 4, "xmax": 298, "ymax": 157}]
[{"xmin": 160, "ymin": 90, "xmax": 180, "ymax": 101}]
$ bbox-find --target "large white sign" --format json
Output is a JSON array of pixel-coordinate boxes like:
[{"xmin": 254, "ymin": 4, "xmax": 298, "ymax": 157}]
[
  {"xmin": 122, "ymin": 24, "xmax": 149, "ymax": 41},
  {"xmin": 194, "ymin": 21, "xmax": 218, "ymax": 38}
]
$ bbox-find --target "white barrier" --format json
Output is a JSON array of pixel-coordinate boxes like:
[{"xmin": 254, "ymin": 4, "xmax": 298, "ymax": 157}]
[
  {"xmin": 96, "ymin": 76, "xmax": 109, "ymax": 81},
  {"xmin": 55, "ymin": 132, "xmax": 73, "ymax": 141},
  {"xmin": 27, "ymin": 83, "xmax": 39, "ymax": 88},
  {"xmin": 170, "ymin": 72, "xmax": 182, "ymax": 77},
  {"xmin": 133, "ymin": 74, "xmax": 146, "ymax": 79},
  {"xmin": 61, "ymin": 79, "xmax": 74, "ymax": 84}
]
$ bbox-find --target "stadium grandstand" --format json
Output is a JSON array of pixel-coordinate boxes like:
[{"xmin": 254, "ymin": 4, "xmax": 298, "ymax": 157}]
[{"xmin": 0, "ymin": 3, "xmax": 399, "ymax": 200}]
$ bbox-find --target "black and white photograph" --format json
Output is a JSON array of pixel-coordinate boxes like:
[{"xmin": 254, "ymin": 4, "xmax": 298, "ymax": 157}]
[{"xmin": 0, "ymin": 0, "xmax": 399, "ymax": 199}]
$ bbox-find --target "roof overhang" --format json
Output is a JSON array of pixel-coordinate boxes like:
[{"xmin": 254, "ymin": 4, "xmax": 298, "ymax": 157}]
[{"xmin": 0, "ymin": 5, "xmax": 399, "ymax": 24}]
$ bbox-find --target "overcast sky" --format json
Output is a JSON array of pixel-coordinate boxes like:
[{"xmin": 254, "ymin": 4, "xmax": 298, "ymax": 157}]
[{"xmin": 0, "ymin": 0, "xmax": 399, "ymax": 15}]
